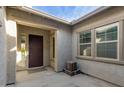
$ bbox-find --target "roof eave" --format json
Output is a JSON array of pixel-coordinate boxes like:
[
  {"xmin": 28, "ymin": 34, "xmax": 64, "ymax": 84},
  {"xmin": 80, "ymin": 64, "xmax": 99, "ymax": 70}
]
[
  {"xmin": 8, "ymin": 6, "xmax": 111, "ymax": 26},
  {"xmin": 71, "ymin": 6, "xmax": 111, "ymax": 25},
  {"xmin": 10, "ymin": 6, "xmax": 71, "ymax": 25}
]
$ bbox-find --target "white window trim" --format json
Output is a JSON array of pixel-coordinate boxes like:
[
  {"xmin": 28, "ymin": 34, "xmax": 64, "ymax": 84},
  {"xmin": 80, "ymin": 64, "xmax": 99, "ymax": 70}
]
[
  {"xmin": 95, "ymin": 22, "xmax": 119, "ymax": 61},
  {"xmin": 78, "ymin": 30, "xmax": 92, "ymax": 58},
  {"xmin": 96, "ymin": 40, "xmax": 117, "ymax": 44}
]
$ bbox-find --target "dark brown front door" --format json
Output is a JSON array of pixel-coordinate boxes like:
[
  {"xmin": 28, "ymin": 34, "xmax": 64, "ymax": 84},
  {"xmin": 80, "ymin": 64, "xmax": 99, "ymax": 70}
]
[{"xmin": 29, "ymin": 35, "xmax": 43, "ymax": 68}]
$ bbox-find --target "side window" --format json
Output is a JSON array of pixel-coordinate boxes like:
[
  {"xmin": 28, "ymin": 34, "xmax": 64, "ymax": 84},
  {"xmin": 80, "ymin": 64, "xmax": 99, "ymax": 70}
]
[
  {"xmin": 20, "ymin": 34, "xmax": 26, "ymax": 58},
  {"xmin": 79, "ymin": 31, "xmax": 91, "ymax": 57}
]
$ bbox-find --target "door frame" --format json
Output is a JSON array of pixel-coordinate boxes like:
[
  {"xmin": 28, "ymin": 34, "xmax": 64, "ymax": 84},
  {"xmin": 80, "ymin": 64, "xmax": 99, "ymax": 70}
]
[{"xmin": 27, "ymin": 34, "xmax": 44, "ymax": 70}]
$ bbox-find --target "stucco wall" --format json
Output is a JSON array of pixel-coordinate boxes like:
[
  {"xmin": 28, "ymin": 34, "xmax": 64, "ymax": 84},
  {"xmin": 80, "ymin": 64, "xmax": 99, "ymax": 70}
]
[
  {"xmin": 72, "ymin": 6, "xmax": 124, "ymax": 86},
  {"xmin": 0, "ymin": 7, "xmax": 7, "ymax": 86},
  {"xmin": 56, "ymin": 27, "xmax": 72, "ymax": 71},
  {"xmin": 6, "ymin": 20, "xmax": 17, "ymax": 84},
  {"xmin": 77, "ymin": 59, "xmax": 124, "ymax": 86},
  {"xmin": 17, "ymin": 24, "xmax": 50, "ymax": 69}
]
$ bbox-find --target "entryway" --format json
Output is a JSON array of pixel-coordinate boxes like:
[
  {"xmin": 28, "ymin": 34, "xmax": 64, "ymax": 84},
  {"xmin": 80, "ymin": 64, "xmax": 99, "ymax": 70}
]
[
  {"xmin": 16, "ymin": 34, "xmax": 44, "ymax": 71},
  {"xmin": 16, "ymin": 24, "xmax": 57, "ymax": 71},
  {"xmin": 15, "ymin": 24, "xmax": 57, "ymax": 85}
]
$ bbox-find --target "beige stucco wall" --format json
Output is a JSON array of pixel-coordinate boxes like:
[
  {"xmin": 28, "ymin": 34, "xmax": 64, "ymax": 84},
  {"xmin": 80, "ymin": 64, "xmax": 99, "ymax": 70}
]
[
  {"xmin": 72, "ymin": 6, "xmax": 124, "ymax": 86},
  {"xmin": 56, "ymin": 27, "xmax": 72, "ymax": 71},
  {"xmin": 17, "ymin": 24, "xmax": 50, "ymax": 69},
  {"xmin": 77, "ymin": 59, "xmax": 124, "ymax": 86},
  {"xmin": 0, "ymin": 7, "xmax": 7, "ymax": 86},
  {"xmin": 6, "ymin": 20, "xmax": 17, "ymax": 84}
]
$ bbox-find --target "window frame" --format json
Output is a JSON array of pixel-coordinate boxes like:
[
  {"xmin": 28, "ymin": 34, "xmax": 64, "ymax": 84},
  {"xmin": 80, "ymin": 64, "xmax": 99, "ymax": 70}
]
[
  {"xmin": 95, "ymin": 22, "xmax": 119, "ymax": 61},
  {"xmin": 78, "ymin": 30, "xmax": 92, "ymax": 58}
]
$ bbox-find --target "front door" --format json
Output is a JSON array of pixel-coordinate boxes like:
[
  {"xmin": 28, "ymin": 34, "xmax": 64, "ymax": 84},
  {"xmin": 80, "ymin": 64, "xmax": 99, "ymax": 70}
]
[{"xmin": 29, "ymin": 35, "xmax": 43, "ymax": 68}]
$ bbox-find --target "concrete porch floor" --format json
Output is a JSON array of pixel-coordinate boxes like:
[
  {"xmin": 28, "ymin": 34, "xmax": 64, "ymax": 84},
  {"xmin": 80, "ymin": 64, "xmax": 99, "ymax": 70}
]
[{"xmin": 7, "ymin": 67, "xmax": 117, "ymax": 87}]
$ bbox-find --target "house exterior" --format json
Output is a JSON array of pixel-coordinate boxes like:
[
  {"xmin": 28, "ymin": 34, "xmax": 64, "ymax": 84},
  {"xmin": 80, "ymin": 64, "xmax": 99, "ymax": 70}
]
[{"xmin": 0, "ymin": 6, "xmax": 124, "ymax": 87}]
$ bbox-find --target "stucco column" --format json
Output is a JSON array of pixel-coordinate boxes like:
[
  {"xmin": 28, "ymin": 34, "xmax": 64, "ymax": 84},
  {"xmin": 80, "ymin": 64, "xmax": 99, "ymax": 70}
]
[
  {"xmin": 6, "ymin": 20, "xmax": 17, "ymax": 84},
  {"xmin": 55, "ymin": 28, "xmax": 72, "ymax": 72},
  {"xmin": 0, "ymin": 7, "xmax": 7, "ymax": 86}
]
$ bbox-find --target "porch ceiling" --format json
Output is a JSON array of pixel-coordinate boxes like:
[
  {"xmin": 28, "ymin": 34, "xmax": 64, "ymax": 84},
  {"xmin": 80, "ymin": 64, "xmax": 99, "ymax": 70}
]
[{"xmin": 17, "ymin": 20, "xmax": 57, "ymax": 31}]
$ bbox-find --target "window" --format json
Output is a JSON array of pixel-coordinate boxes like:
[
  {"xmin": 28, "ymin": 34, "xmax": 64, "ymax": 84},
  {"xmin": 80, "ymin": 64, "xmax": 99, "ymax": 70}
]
[
  {"xmin": 79, "ymin": 31, "xmax": 91, "ymax": 56},
  {"xmin": 20, "ymin": 34, "xmax": 26, "ymax": 58},
  {"xmin": 95, "ymin": 23, "xmax": 119, "ymax": 59}
]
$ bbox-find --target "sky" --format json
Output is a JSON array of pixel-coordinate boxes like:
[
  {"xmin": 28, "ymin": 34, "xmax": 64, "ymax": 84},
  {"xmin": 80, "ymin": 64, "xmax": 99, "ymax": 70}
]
[{"xmin": 32, "ymin": 6, "xmax": 100, "ymax": 22}]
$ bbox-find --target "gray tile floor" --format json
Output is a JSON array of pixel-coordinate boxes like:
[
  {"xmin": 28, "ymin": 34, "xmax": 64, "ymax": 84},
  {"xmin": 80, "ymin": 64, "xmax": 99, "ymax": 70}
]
[{"xmin": 8, "ymin": 67, "xmax": 117, "ymax": 87}]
